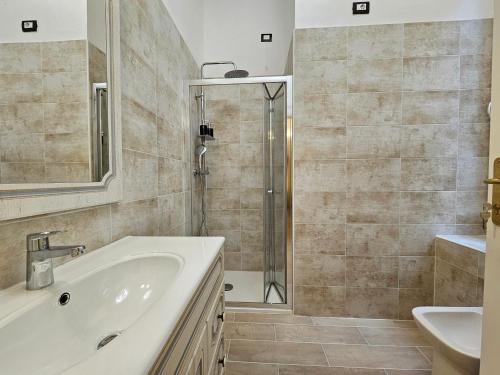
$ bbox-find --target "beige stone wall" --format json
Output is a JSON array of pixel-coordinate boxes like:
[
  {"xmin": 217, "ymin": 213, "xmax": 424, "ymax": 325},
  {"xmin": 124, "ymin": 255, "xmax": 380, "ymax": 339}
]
[
  {"xmin": 293, "ymin": 20, "xmax": 492, "ymax": 319},
  {"xmin": 0, "ymin": 1, "xmax": 198, "ymax": 289},
  {"xmin": 0, "ymin": 40, "xmax": 91, "ymax": 183},
  {"xmin": 198, "ymin": 84, "xmax": 265, "ymax": 272},
  {"xmin": 435, "ymin": 238, "xmax": 484, "ymax": 306}
]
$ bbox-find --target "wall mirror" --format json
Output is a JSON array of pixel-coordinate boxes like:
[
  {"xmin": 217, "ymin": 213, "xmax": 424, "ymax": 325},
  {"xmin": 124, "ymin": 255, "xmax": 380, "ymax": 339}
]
[{"xmin": 0, "ymin": 0, "xmax": 122, "ymax": 219}]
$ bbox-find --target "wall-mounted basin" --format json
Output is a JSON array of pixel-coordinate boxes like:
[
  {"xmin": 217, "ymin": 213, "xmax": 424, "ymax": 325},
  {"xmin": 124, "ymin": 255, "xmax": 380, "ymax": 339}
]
[{"xmin": 413, "ymin": 306, "xmax": 482, "ymax": 375}]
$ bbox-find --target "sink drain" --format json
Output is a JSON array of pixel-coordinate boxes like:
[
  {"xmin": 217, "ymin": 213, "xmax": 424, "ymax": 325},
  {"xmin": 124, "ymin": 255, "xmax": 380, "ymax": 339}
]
[
  {"xmin": 225, "ymin": 283, "xmax": 234, "ymax": 291},
  {"xmin": 97, "ymin": 332, "xmax": 121, "ymax": 350}
]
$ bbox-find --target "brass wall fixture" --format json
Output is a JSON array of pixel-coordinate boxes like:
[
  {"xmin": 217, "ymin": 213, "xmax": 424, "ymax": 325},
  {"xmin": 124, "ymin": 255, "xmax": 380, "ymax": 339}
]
[{"xmin": 483, "ymin": 157, "xmax": 500, "ymax": 226}]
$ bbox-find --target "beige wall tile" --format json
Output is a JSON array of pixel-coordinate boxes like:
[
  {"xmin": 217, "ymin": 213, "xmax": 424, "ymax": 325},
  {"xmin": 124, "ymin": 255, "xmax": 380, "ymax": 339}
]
[
  {"xmin": 122, "ymin": 150, "xmax": 159, "ymax": 202},
  {"xmin": 240, "ymin": 188, "xmax": 263, "ymax": 209},
  {"xmin": 295, "ymin": 254, "xmax": 346, "ymax": 286},
  {"xmin": 207, "ymin": 209, "xmax": 240, "ymax": 230},
  {"xmin": 240, "ymin": 143, "xmax": 263, "ymax": 166},
  {"xmin": 43, "ymin": 102, "xmax": 88, "ymax": 134},
  {"xmin": 458, "ymin": 122, "xmax": 490, "ymax": 157},
  {"xmin": 1, "ymin": 162, "xmax": 45, "ymax": 183},
  {"xmin": 400, "ymin": 225, "xmax": 455, "ymax": 256},
  {"xmin": 436, "ymin": 238, "xmax": 480, "ymax": 275},
  {"xmin": 347, "ymin": 126, "xmax": 400, "ymax": 159},
  {"xmin": 460, "ymin": 19, "xmax": 493, "ymax": 56},
  {"xmin": 295, "ymin": 127, "xmax": 346, "ymax": 160},
  {"xmin": 295, "ymin": 192, "xmax": 346, "ymax": 224},
  {"xmin": 346, "ymin": 256, "xmax": 398, "ymax": 288},
  {"xmin": 111, "ymin": 199, "xmax": 159, "ymax": 240},
  {"xmin": 347, "ymin": 159, "xmax": 401, "ymax": 192},
  {"xmin": 402, "ymin": 91, "xmax": 459, "ymax": 125},
  {"xmin": 347, "ymin": 192, "xmax": 400, "ymax": 224},
  {"xmin": 122, "ymin": 96, "xmax": 157, "ymax": 155},
  {"xmin": 400, "ymin": 124, "xmax": 457, "ymax": 158},
  {"xmin": 295, "ymin": 224, "xmax": 346, "ymax": 255},
  {"xmin": 348, "ymin": 24, "xmax": 403, "ymax": 59},
  {"xmin": 460, "ymin": 54, "xmax": 492, "ymax": 89},
  {"xmin": 400, "ymin": 192, "xmax": 456, "ymax": 224},
  {"xmin": 206, "ymin": 188, "xmax": 240, "ymax": 210},
  {"xmin": 42, "ymin": 71, "xmax": 87, "ymax": 103},
  {"xmin": 0, "ymin": 133, "xmax": 44, "ymax": 162},
  {"xmin": 401, "ymin": 158, "xmax": 457, "ymax": 191},
  {"xmin": 295, "ymin": 160, "xmax": 346, "ymax": 192},
  {"xmin": 0, "ymin": 103, "xmax": 43, "ymax": 135},
  {"xmin": 346, "ymin": 224, "xmax": 399, "ymax": 256},
  {"xmin": 295, "ymin": 60, "xmax": 347, "ymax": 95},
  {"xmin": 399, "ymin": 256, "xmax": 434, "ymax": 289},
  {"xmin": 295, "ymin": 27, "xmax": 347, "ymax": 61},
  {"xmin": 45, "ymin": 163, "xmax": 91, "ymax": 183},
  {"xmin": 158, "ymin": 193, "xmax": 186, "ymax": 234},
  {"xmin": 398, "ymin": 288, "xmax": 434, "ymax": 320},
  {"xmin": 345, "ymin": 288, "xmax": 399, "ymax": 319},
  {"xmin": 348, "ymin": 59, "xmax": 402, "ymax": 93},
  {"xmin": 44, "ymin": 133, "xmax": 89, "ymax": 163},
  {"xmin": 403, "ymin": 57, "xmax": 460, "ymax": 91},
  {"xmin": 456, "ymin": 191, "xmax": 486, "ymax": 224},
  {"xmin": 460, "ymin": 89, "xmax": 491, "ymax": 124},
  {"xmin": 294, "ymin": 285, "xmax": 346, "ymax": 316},
  {"xmin": 0, "ymin": 43, "xmax": 41, "ymax": 74},
  {"xmin": 207, "ymin": 166, "xmax": 241, "ymax": 188},
  {"xmin": 0, "ymin": 73, "xmax": 43, "ymax": 105},
  {"xmin": 41, "ymin": 40, "xmax": 87, "ymax": 73},
  {"xmin": 347, "ymin": 92, "xmax": 402, "ymax": 126},
  {"xmin": 224, "ymin": 251, "xmax": 242, "ymax": 271},
  {"xmin": 435, "ymin": 258, "xmax": 480, "ymax": 306},
  {"xmin": 457, "ymin": 157, "xmax": 489, "ymax": 191},
  {"xmin": 404, "ymin": 21, "xmax": 459, "ymax": 57},
  {"xmin": 295, "ymin": 94, "xmax": 346, "ymax": 127}
]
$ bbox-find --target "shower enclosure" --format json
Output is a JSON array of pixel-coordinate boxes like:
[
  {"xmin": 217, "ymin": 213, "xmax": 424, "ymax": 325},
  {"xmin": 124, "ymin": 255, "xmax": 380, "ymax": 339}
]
[{"xmin": 188, "ymin": 76, "xmax": 293, "ymax": 307}]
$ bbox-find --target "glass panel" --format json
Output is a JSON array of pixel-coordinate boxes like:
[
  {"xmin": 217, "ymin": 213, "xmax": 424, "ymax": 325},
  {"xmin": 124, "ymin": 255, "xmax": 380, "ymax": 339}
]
[{"xmin": 264, "ymin": 83, "xmax": 287, "ymax": 304}]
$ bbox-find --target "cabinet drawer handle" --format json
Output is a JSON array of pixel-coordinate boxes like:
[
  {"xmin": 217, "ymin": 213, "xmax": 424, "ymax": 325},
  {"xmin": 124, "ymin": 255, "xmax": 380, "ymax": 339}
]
[
  {"xmin": 217, "ymin": 312, "xmax": 225, "ymax": 322},
  {"xmin": 218, "ymin": 356, "xmax": 226, "ymax": 367}
]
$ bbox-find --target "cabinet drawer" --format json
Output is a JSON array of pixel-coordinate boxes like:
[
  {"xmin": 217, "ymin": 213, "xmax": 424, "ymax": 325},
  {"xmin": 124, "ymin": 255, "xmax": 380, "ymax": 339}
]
[
  {"xmin": 206, "ymin": 286, "xmax": 225, "ymax": 364},
  {"xmin": 209, "ymin": 336, "xmax": 225, "ymax": 375}
]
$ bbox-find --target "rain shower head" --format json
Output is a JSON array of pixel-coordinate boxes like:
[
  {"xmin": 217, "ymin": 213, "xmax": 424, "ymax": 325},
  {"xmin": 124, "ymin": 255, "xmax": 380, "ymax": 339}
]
[
  {"xmin": 201, "ymin": 61, "xmax": 249, "ymax": 79},
  {"xmin": 224, "ymin": 69, "xmax": 249, "ymax": 78}
]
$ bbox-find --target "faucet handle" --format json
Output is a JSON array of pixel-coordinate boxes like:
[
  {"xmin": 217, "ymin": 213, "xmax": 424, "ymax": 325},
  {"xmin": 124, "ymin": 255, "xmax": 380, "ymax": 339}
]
[{"xmin": 26, "ymin": 230, "xmax": 64, "ymax": 251}]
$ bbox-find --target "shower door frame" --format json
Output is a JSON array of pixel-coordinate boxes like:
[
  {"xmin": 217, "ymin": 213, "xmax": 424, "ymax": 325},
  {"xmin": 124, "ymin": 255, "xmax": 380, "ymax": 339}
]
[{"xmin": 187, "ymin": 75, "xmax": 293, "ymax": 310}]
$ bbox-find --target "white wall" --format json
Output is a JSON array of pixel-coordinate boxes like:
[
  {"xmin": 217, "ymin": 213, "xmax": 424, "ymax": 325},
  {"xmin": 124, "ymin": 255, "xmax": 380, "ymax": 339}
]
[
  {"xmin": 161, "ymin": 0, "xmax": 204, "ymax": 65},
  {"xmin": 0, "ymin": 0, "xmax": 87, "ymax": 43},
  {"xmin": 203, "ymin": 0, "xmax": 295, "ymax": 77},
  {"xmin": 296, "ymin": 0, "xmax": 493, "ymax": 29}
]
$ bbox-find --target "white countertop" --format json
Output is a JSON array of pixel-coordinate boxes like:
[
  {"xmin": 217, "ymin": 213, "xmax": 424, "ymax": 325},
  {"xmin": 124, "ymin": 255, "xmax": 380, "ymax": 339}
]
[
  {"xmin": 436, "ymin": 235, "xmax": 486, "ymax": 253},
  {"xmin": 0, "ymin": 236, "xmax": 224, "ymax": 375}
]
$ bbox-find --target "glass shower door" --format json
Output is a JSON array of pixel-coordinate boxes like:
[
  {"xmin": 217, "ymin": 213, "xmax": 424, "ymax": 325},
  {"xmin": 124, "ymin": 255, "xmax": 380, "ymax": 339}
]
[{"xmin": 264, "ymin": 83, "xmax": 287, "ymax": 303}]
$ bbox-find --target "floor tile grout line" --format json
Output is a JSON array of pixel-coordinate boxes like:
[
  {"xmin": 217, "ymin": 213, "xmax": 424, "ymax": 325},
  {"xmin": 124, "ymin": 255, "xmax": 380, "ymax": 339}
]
[
  {"xmin": 226, "ymin": 337, "xmax": 429, "ymax": 347},
  {"xmin": 225, "ymin": 359, "xmax": 431, "ymax": 371}
]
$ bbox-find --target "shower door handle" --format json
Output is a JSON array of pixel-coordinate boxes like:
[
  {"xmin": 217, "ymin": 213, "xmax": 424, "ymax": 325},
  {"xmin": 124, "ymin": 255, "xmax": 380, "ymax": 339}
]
[{"xmin": 267, "ymin": 189, "xmax": 273, "ymax": 194}]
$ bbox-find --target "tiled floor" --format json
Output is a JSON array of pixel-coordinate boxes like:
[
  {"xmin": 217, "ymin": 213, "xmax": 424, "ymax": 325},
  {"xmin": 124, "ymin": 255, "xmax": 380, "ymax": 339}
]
[{"xmin": 225, "ymin": 312, "xmax": 432, "ymax": 375}]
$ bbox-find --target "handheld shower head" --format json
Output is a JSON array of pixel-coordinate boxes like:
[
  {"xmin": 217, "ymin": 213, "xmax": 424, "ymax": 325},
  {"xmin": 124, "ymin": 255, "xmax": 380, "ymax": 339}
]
[{"xmin": 195, "ymin": 144, "xmax": 207, "ymax": 172}]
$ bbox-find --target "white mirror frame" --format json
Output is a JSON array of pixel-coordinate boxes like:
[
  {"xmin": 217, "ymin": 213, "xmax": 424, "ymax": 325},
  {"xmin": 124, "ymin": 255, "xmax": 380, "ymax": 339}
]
[{"xmin": 0, "ymin": 0, "xmax": 122, "ymax": 221}]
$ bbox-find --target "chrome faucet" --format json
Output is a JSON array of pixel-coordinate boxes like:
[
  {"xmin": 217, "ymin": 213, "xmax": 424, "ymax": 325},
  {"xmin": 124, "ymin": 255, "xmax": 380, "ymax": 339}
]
[{"xmin": 26, "ymin": 231, "xmax": 86, "ymax": 290}]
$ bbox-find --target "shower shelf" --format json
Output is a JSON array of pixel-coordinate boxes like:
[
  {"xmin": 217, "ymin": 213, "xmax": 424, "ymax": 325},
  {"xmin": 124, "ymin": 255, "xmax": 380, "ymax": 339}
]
[{"xmin": 198, "ymin": 135, "xmax": 216, "ymax": 141}]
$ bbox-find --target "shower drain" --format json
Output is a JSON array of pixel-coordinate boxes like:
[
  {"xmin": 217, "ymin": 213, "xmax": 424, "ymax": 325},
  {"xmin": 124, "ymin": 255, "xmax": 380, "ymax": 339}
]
[
  {"xmin": 97, "ymin": 332, "xmax": 121, "ymax": 350},
  {"xmin": 225, "ymin": 283, "xmax": 234, "ymax": 291}
]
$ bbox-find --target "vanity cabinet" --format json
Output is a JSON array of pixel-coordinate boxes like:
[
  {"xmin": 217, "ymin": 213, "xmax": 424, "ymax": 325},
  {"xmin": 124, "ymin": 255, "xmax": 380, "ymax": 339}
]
[{"xmin": 150, "ymin": 251, "xmax": 225, "ymax": 375}]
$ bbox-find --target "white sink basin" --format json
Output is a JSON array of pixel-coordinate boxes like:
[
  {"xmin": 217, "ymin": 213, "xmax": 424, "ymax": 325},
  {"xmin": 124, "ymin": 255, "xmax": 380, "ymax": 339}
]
[
  {"xmin": 0, "ymin": 254, "xmax": 182, "ymax": 375},
  {"xmin": 0, "ymin": 236, "xmax": 225, "ymax": 375},
  {"xmin": 413, "ymin": 306, "xmax": 482, "ymax": 375}
]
